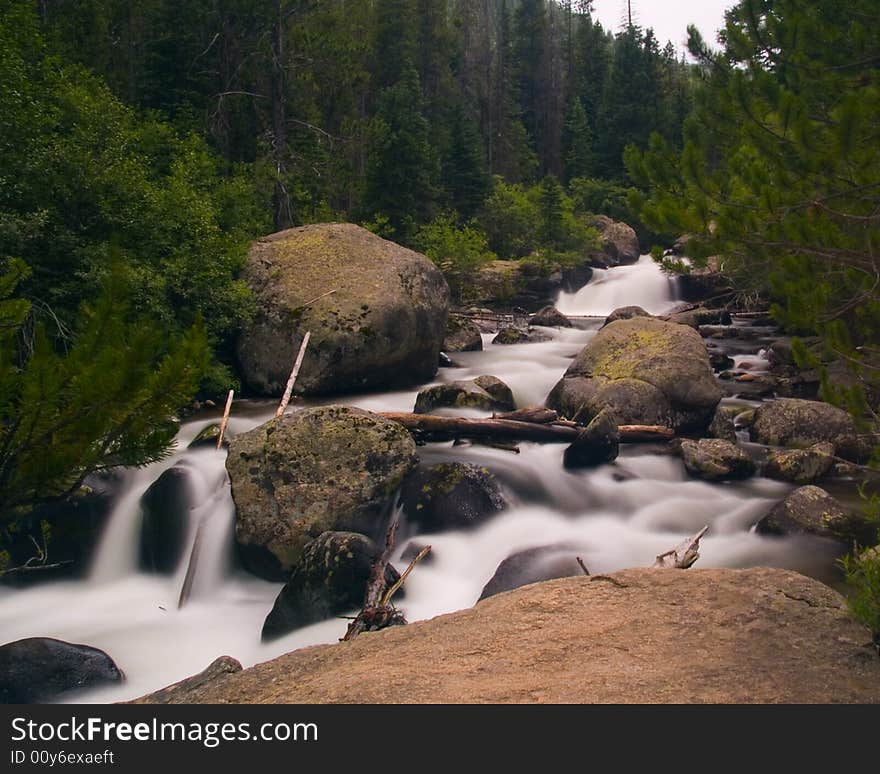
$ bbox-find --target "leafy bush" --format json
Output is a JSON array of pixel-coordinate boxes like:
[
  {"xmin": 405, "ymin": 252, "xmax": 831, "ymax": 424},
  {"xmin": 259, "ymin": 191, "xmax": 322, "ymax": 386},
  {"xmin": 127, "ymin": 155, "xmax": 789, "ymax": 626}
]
[
  {"xmin": 414, "ymin": 213, "xmax": 496, "ymax": 300},
  {"xmin": 479, "ymin": 178, "xmax": 540, "ymax": 259}
]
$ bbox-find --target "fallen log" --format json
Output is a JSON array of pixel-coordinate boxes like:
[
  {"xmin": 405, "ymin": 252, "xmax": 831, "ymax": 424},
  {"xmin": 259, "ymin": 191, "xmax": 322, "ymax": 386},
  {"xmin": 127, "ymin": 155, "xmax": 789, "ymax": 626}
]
[
  {"xmin": 493, "ymin": 406, "xmax": 559, "ymax": 424},
  {"xmin": 377, "ymin": 412, "xmax": 674, "ymax": 444}
]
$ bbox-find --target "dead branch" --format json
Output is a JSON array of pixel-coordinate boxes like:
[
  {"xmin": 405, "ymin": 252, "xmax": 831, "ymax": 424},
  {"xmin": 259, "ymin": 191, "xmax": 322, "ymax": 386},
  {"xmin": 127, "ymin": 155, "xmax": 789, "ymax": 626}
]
[
  {"xmin": 576, "ymin": 557, "xmax": 590, "ymax": 576},
  {"xmin": 276, "ymin": 332, "xmax": 310, "ymax": 418},
  {"xmin": 653, "ymin": 526, "xmax": 709, "ymax": 569},
  {"xmin": 216, "ymin": 389, "xmax": 234, "ymax": 450}
]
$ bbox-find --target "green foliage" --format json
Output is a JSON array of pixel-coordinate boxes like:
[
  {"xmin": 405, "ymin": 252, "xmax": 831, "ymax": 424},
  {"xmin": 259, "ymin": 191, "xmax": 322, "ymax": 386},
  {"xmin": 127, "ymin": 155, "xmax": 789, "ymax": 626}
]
[
  {"xmin": 413, "ymin": 213, "xmax": 496, "ymax": 300},
  {"xmin": 839, "ymin": 489, "xmax": 880, "ymax": 650},
  {"xmin": 479, "ymin": 178, "xmax": 540, "ymax": 259},
  {"xmin": 445, "ymin": 104, "xmax": 492, "ymax": 220},
  {"xmin": 0, "ymin": 260, "xmax": 208, "ymax": 522}
]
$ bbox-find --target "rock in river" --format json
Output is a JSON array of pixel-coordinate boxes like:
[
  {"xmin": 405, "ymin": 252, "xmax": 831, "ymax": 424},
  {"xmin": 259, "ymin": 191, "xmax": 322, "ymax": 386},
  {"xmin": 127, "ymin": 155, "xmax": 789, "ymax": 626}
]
[
  {"xmin": 679, "ymin": 439, "xmax": 756, "ymax": 482},
  {"xmin": 414, "ymin": 375, "xmax": 515, "ymax": 414},
  {"xmin": 237, "ymin": 223, "xmax": 450, "ymax": 396},
  {"xmin": 227, "ymin": 406, "xmax": 418, "ymax": 581}
]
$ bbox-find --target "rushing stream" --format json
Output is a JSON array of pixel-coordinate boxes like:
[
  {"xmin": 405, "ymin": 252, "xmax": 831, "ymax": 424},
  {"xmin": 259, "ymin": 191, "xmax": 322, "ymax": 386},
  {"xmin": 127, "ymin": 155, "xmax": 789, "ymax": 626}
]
[{"xmin": 0, "ymin": 256, "xmax": 843, "ymax": 702}]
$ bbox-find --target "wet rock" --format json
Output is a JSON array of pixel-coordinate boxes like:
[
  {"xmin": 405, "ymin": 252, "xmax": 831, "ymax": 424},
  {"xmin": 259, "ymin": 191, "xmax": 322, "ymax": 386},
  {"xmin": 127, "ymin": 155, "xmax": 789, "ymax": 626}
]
[
  {"xmin": 262, "ymin": 532, "xmax": 399, "ymax": 641},
  {"xmin": 237, "ymin": 223, "xmax": 450, "ymax": 396},
  {"xmin": 603, "ymin": 305, "xmax": 650, "ymax": 327},
  {"xmin": 709, "ymin": 352, "xmax": 736, "ymax": 372},
  {"xmin": 680, "ymin": 439, "xmax": 756, "ymax": 481},
  {"xmin": 0, "ymin": 637, "xmax": 123, "ymax": 703},
  {"xmin": 665, "ymin": 307, "xmax": 732, "ymax": 328},
  {"xmin": 414, "ymin": 375, "xmax": 515, "ymax": 414},
  {"xmin": 750, "ymin": 398, "xmax": 869, "ymax": 462},
  {"xmin": 401, "ymin": 463, "xmax": 506, "ymax": 533},
  {"xmin": 756, "ymin": 486, "xmax": 868, "ymax": 542},
  {"xmin": 563, "ymin": 409, "xmax": 620, "ymax": 469},
  {"xmin": 188, "ymin": 423, "xmax": 228, "ymax": 449},
  {"xmin": 708, "ymin": 405, "xmax": 741, "ymax": 443},
  {"xmin": 591, "ymin": 216, "xmax": 641, "ymax": 265},
  {"xmin": 491, "ymin": 326, "xmax": 550, "ymax": 344},
  {"xmin": 401, "ymin": 541, "xmax": 435, "ymax": 565},
  {"xmin": 478, "ymin": 544, "xmax": 584, "ymax": 601},
  {"xmin": 546, "ymin": 317, "xmax": 723, "ymax": 433},
  {"xmin": 227, "ymin": 406, "xmax": 418, "ymax": 581},
  {"xmin": 443, "ymin": 316, "xmax": 483, "ymax": 352},
  {"xmin": 139, "ymin": 462, "xmax": 196, "ymax": 575},
  {"xmin": 763, "ymin": 443, "xmax": 836, "ymax": 485},
  {"xmin": 531, "ymin": 306, "xmax": 572, "ymax": 328}
]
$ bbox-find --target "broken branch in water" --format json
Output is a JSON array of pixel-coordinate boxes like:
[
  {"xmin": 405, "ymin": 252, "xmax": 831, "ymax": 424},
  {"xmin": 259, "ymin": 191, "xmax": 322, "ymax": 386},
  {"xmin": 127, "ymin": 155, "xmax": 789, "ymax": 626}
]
[
  {"xmin": 216, "ymin": 389, "xmax": 234, "ymax": 449},
  {"xmin": 576, "ymin": 557, "xmax": 590, "ymax": 576},
  {"xmin": 653, "ymin": 526, "xmax": 709, "ymax": 569}
]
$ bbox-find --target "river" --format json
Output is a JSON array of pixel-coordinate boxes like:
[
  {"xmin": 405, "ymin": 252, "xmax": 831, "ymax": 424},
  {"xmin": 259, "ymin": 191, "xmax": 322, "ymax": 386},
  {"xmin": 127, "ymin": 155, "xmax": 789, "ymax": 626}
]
[{"xmin": 0, "ymin": 256, "xmax": 843, "ymax": 702}]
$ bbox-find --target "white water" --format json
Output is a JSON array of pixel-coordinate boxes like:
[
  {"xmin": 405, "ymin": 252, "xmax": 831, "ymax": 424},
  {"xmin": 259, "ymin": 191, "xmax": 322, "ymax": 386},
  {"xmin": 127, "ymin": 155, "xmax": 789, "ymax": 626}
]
[{"xmin": 0, "ymin": 256, "xmax": 839, "ymax": 703}]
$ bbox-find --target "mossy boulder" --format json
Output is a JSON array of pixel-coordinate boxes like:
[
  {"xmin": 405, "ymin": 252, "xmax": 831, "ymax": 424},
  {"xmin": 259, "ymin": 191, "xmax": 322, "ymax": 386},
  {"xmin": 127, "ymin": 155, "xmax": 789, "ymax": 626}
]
[
  {"xmin": 401, "ymin": 463, "xmax": 506, "ymax": 533},
  {"xmin": 237, "ymin": 223, "xmax": 450, "ymax": 396},
  {"xmin": 763, "ymin": 443, "xmax": 836, "ymax": 485},
  {"xmin": 443, "ymin": 316, "xmax": 483, "ymax": 352},
  {"xmin": 679, "ymin": 439, "xmax": 756, "ymax": 482},
  {"xmin": 756, "ymin": 486, "xmax": 870, "ymax": 543},
  {"xmin": 750, "ymin": 398, "xmax": 869, "ymax": 462},
  {"xmin": 226, "ymin": 406, "xmax": 418, "ymax": 581},
  {"xmin": 261, "ymin": 531, "xmax": 399, "ymax": 642},
  {"xmin": 414, "ymin": 376, "xmax": 515, "ymax": 414},
  {"xmin": 591, "ymin": 216, "xmax": 640, "ymax": 265},
  {"xmin": 546, "ymin": 317, "xmax": 723, "ymax": 433}
]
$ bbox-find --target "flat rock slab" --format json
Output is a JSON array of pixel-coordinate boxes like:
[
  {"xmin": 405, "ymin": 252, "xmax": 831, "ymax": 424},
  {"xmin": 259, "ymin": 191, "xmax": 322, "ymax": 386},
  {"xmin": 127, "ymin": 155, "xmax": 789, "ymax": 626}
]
[{"xmin": 135, "ymin": 568, "xmax": 880, "ymax": 704}]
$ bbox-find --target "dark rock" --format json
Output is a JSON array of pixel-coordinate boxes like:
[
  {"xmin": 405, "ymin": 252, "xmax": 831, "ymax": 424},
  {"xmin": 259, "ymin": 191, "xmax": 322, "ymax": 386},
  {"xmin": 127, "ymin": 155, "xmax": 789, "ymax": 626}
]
[
  {"xmin": 478, "ymin": 544, "xmax": 584, "ymax": 601},
  {"xmin": 603, "ymin": 305, "xmax": 651, "ymax": 327},
  {"xmin": 262, "ymin": 532, "xmax": 398, "ymax": 641},
  {"xmin": 750, "ymin": 398, "xmax": 869, "ymax": 462},
  {"xmin": 590, "ymin": 216, "xmax": 640, "ymax": 265},
  {"xmin": 709, "ymin": 352, "xmax": 736, "ymax": 372},
  {"xmin": 756, "ymin": 486, "xmax": 869, "ymax": 542},
  {"xmin": 401, "ymin": 463, "xmax": 506, "ymax": 533},
  {"xmin": 443, "ymin": 316, "xmax": 483, "ymax": 352},
  {"xmin": 708, "ymin": 405, "xmax": 741, "ymax": 443},
  {"xmin": 563, "ymin": 409, "xmax": 620, "ymax": 469},
  {"xmin": 132, "ymin": 656, "xmax": 242, "ymax": 704},
  {"xmin": 237, "ymin": 223, "xmax": 450, "ymax": 396},
  {"xmin": 140, "ymin": 463, "xmax": 196, "ymax": 575},
  {"xmin": 665, "ymin": 308, "xmax": 732, "ymax": 328},
  {"xmin": 531, "ymin": 306, "xmax": 572, "ymax": 328},
  {"xmin": 188, "ymin": 423, "xmax": 227, "ymax": 449},
  {"xmin": 763, "ymin": 443, "xmax": 836, "ymax": 485},
  {"xmin": 401, "ymin": 541, "xmax": 435, "ymax": 565},
  {"xmin": 491, "ymin": 326, "xmax": 549, "ymax": 344},
  {"xmin": 414, "ymin": 375, "xmax": 515, "ymax": 414},
  {"xmin": 227, "ymin": 406, "xmax": 418, "ymax": 581},
  {"xmin": 679, "ymin": 439, "xmax": 756, "ymax": 481},
  {"xmin": 546, "ymin": 317, "xmax": 723, "ymax": 433},
  {"xmin": 0, "ymin": 637, "xmax": 123, "ymax": 703}
]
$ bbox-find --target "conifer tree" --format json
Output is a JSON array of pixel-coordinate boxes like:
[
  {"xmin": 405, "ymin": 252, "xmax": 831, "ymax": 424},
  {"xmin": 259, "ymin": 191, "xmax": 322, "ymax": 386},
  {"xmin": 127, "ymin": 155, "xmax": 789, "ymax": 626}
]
[{"xmin": 445, "ymin": 104, "xmax": 491, "ymax": 220}]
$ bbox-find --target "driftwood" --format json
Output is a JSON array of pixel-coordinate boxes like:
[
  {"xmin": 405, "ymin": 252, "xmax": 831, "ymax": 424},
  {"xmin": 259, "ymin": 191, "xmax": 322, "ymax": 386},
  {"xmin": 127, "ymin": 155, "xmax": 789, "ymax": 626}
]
[
  {"xmin": 276, "ymin": 332, "xmax": 311, "ymax": 418},
  {"xmin": 342, "ymin": 521, "xmax": 431, "ymax": 641},
  {"xmin": 652, "ymin": 526, "xmax": 709, "ymax": 569},
  {"xmin": 493, "ymin": 406, "xmax": 559, "ymax": 424},
  {"xmin": 216, "ymin": 389, "xmax": 234, "ymax": 450},
  {"xmin": 378, "ymin": 412, "xmax": 674, "ymax": 444}
]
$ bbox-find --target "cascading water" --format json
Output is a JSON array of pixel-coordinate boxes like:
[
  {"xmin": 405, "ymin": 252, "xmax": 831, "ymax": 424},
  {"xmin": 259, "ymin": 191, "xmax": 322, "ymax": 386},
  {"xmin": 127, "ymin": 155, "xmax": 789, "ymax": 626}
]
[{"xmin": 0, "ymin": 255, "xmax": 839, "ymax": 703}]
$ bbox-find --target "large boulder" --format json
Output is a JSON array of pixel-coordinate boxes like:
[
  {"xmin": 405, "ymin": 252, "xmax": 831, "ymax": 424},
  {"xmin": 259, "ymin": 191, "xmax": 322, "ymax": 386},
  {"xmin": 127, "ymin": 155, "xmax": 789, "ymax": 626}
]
[
  {"xmin": 237, "ymin": 223, "xmax": 450, "ymax": 396},
  {"xmin": 0, "ymin": 637, "xmax": 123, "ymax": 703},
  {"xmin": 261, "ymin": 532, "xmax": 399, "ymax": 642},
  {"xmin": 478, "ymin": 544, "xmax": 584, "ymax": 601},
  {"xmin": 756, "ymin": 486, "xmax": 869, "ymax": 542},
  {"xmin": 401, "ymin": 463, "xmax": 506, "ymax": 533},
  {"xmin": 414, "ymin": 375, "xmax": 515, "ymax": 414},
  {"xmin": 749, "ymin": 398, "xmax": 869, "ymax": 462},
  {"xmin": 139, "ymin": 462, "xmax": 195, "ymax": 574},
  {"xmin": 227, "ymin": 406, "xmax": 418, "ymax": 580},
  {"xmin": 546, "ymin": 317, "xmax": 723, "ymax": 433},
  {"xmin": 591, "ymin": 215, "xmax": 640, "ymax": 265},
  {"xmin": 763, "ymin": 443, "xmax": 836, "ymax": 485},
  {"xmin": 679, "ymin": 439, "xmax": 756, "ymax": 482},
  {"xmin": 563, "ymin": 408, "xmax": 620, "ymax": 469},
  {"xmin": 443, "ymin": 316, "xmax": 483, "ymax": 352}
]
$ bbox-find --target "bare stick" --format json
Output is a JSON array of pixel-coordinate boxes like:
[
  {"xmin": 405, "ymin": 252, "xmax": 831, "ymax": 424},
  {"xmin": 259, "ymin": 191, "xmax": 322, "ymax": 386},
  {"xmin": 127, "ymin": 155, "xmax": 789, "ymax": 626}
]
[
  {"xmin": 381, "ymin": 545, "xmax": 431, "ymax": 606},
  {"xmin": 276, "ymin": 332, "xmax": 310, "ymax": 418},
  {"xmin": 576, "ymin": 556, "xmax": 590, "ymax": 576},
  {"xmin": 299, "ymin": 289, "xmax": 337, "ymax": 308},
  {"xmin": 216, "ymin": 389, "xmax": 234, "ymax": 450},
  {"xmin": 653, "ymin": 526, "xmax": 709, "ymax": 569}
]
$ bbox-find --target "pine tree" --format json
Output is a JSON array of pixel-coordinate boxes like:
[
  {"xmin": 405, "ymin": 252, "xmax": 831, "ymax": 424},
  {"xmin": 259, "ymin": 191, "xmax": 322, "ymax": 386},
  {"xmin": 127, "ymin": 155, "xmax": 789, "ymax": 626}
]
[
  {"xmin": 563, "ymin": 98, "xmax": 594, "ymax": 181},
  {"xmin": 538, "ymin": 174, "xmax": 565, "ymax": 247},
  {"xmin": 445, "ymin": 104, "xmax": 491, "ymax": 220}
]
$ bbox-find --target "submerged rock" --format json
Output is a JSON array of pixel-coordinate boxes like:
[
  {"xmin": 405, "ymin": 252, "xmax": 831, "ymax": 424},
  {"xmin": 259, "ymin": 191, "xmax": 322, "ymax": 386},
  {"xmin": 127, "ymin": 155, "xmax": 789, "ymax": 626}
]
[
  {"xmin": 261, "ymin": 532, "xmax": 399, "ymax": 641},
  {"xmin": 414, "ymin": 375, "xmax": 515, "ymax": 414},
  {"xmin": 401, "ymin": 462, "xmax": 506, "ymax": 533},
  {"xmin": 679, "ymin": 439, "xmax": 756, "ymax": 482},
  {"xmin": 227, "ymin": 406, "xmax": 418, "ymax": 581},
  {"xmin": 0, "ymin": 637, "xmax": 123, "ymax": 703},
  {"xmin": 750, "ymin": 398, "xmax": 869, "ymax": 462},
  {"xmin": 763, "ymin": 443, "xmax": 836, "ymax": 485},
  {"xmin": 563, "ymin": 409, "xmax": 620, "ymax": 469},
  {"xmin": 237, "ymin": 223, "xmax": 450, "ymax": 396},
  {"xmin": 546, "ymin": 317, "xmax": 722, "ymax": 433}
]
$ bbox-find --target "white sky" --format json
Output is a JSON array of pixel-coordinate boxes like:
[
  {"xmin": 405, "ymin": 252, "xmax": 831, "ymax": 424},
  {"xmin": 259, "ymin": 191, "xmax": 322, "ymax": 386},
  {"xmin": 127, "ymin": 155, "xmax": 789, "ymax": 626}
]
[{"xmin": 590, "ymin": 0, "xmax": 736, "ymax": 52}]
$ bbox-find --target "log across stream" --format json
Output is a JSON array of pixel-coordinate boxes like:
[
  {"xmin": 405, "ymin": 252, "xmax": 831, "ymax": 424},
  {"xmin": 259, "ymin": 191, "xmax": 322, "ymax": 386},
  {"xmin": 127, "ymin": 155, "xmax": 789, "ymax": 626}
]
[{"xmin": 0, "ymin": 256, "xmax": 845, "ymax": 703}]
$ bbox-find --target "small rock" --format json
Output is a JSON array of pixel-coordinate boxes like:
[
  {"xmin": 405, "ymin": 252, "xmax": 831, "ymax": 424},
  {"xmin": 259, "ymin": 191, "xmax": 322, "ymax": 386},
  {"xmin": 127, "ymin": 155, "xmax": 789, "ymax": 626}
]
[
  {"xmin": 188, "ymin": 423, "xmax": 227, "ymax": 449},
  {"xmin": 709, "ymin": 352, "xmax": 736, "ymax": 372},
  {"xmin": 708, "ymin": 405, "xmax": 741, "ymax": 443},
  {"xmin": 602, "ymin": 306, "xmax": 650, "ymax": 327},
  {"xmin": 0, "ymin": 638, "xmax": 124, "ymax": 703},
  {"xmin": 443, "ymin": 316, "xmax": 483, "ymax": 352},
  {"xmin": 414, "ymin": 376, "xmax": 515, "ymax": 414},
  {"xmin": 401, "ymin": 463, "xmax": 506, "ymax": 533},
  {"xmin": 756, "ymin": 485, "xmax": 868, "ymax": 542},
  {"xmin": 401, "ymin": 541, "xmax": 434, "ymax": 565},
  {"xmin": 531, "ymin": 306, "xmax": 572, "ymax": 328},
  {"xmin": 563, "ymin": 409, "xmax": 620, "ymax": 469},
  {"xmin": 680, "ymin": 438, "xmax": 756, "ymax": 481},
  {"xmin": 478, "ymin": 544, "xmax": 584, "ymax": 601},
  {"xmin": 763, "ymin": 443, "xmax": 836, "ymax": 485}
]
